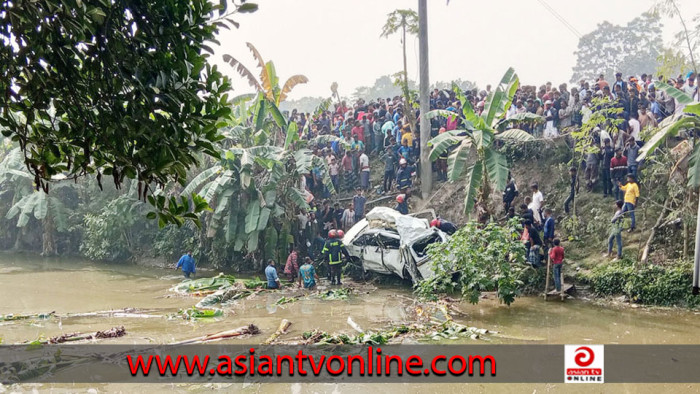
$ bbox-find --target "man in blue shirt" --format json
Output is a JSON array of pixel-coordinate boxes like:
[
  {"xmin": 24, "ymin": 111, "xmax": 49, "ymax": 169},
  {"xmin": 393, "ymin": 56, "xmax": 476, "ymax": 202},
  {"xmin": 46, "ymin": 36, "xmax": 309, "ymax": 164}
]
[
  {"xmin": 175, "ymin": 252, "xmax": 196, "ymax": 278},
  {"xmin": 352, "ymin": 188, "xmax": 367, "ymax": 223},
  {"xmin": 543, "ymin": 209, "xmax": 555, "ymax": 247},
  {"xmin": 298, "ymin": 257, "xmax": 319, "ymax": 289},
  {"xmin": 265, "ymin": 259, "xmax": 281, "ymax": 289}
]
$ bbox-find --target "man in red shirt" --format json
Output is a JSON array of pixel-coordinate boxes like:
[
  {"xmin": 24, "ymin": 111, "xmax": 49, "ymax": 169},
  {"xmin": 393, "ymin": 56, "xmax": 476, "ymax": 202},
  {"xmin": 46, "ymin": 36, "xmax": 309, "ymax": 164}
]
[
  {"xmin": 549, "ymin": 239, "xmax": 565, "ymax": 292},
  {"xmin": 610, "ymin": 149, "xmax": 628, "ymax": 201},
  {"xmin": 351, "ymin": 121, "xmax": 364, "ymax": 143}
]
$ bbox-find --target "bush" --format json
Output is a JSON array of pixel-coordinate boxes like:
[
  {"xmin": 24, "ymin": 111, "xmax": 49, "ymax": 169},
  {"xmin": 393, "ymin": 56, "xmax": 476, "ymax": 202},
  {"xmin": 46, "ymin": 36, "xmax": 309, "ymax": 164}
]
[
  {"xmin": 586, "ymin": 258, "xmax": 700, "ymax": 308},
  {"xmin": 516, "ymin": 266, "xmax": 547, "ymax": 295},
  {"xmin": 80, "ymin": 196, "xmax": 154, "ymax": 261},
  {"xmin": 588, "ymin": 258, "xmax": 636, "ymax": 296},
  {"xmin": 416, "ymin": 219, "xmax": 527, "ymax": 306},
  {"xmin": 152, "ymin": 224, "xmax": 198, "ymax": 262}
]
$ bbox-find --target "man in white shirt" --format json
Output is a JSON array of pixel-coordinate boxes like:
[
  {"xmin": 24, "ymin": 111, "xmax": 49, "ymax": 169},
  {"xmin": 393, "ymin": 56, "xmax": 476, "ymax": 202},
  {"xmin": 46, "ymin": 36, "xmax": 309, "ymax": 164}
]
[
  {"xmin": 683, "ymin": 75, "xmax": 696, "ymax": 98},
  {"xmin": 359, "ymin": 151, "xmax": 370, "ymax": 191},
  {"xmin": 628, "ymin": 112, "xmax": 641, "ymax": 143},
  {"xmin": 530, "ymin": 183, "xmax": 545, "ymax": 224},
  {"xmin": 544, "ymin": 101, "xmax": 558, "ymax": 138},
  {"xmin": 596, "ymin": 126, "xmax": 611, "ymax": 148}
]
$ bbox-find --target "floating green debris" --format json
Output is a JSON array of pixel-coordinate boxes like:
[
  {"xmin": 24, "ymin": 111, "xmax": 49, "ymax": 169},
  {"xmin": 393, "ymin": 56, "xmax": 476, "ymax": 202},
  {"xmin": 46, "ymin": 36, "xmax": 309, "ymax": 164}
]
[
  {"xmin": 275, "ymin": 296, "xmax": 297, "ymax": 305},
  {"xmin": 425, "ymin": 321, "xmax": 491, "ymax": 341},
  {"xmin": 243, "ymin": 277, "xmax": 266, "ymax": 289},
  {"xmin": 170, "ymin": 273, "xmax": 237, "ymax": 295},
  {"xmin": 318, "ymin": 288, "xmax": 353, "ymax": 300},
  {"xmin": 195, "ymin": 286, "xmax": 259, "ymax": 308},
  {"xmin": 180, "ymin": 307, "xmax": 224, "ymax": 320},
  {"xmin": 301, "ymin": 325, "xmax": 412, "ymax": 345},
  {"xmin": 0, "ymin": 312, "xmax": 55, "ymax": 321}
]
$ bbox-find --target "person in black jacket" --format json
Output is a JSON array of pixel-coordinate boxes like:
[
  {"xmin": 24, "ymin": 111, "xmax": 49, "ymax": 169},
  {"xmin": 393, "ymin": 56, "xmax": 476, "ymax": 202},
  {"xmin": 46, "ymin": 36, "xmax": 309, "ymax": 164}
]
[
  {"xmin": 564, "ymin": 166, "xmax": 580, "ymax": 214},
  {"xmin": 519, "ymin": 203, "xmax": 535, "ymax": 226},
  {"xmin": 600, "ymin": 138, "xmax": 615, "ymax": 197},
  {"xmin": 503, "ymin": 177, "xmax": 519, "ymax": 212}
]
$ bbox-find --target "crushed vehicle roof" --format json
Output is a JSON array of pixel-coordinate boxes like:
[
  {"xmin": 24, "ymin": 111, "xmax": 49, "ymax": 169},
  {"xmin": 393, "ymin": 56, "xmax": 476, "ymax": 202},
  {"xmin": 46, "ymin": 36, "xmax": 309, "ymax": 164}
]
[{"xmin": 345, "ymin": 207, "xmax": 435, "ymax": 245}]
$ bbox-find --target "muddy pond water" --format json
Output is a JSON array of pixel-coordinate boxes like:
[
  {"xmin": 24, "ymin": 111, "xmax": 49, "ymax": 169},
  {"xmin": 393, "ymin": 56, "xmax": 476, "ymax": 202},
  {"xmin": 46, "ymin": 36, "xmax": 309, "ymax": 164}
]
[{"xmin": 2, "ymin": 253, "xmax": 700, "ymax": 393}]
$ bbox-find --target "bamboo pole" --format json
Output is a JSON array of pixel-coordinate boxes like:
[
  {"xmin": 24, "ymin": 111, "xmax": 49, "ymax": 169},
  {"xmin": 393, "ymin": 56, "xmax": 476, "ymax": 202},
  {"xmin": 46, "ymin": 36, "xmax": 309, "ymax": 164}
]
[
  {"xmin": 544, "ymin": 254, "xmax": 551, "ymax": 300},
  {"xmin": 560, "ymin": 268, "xmax": 565, "ymax": 301}
]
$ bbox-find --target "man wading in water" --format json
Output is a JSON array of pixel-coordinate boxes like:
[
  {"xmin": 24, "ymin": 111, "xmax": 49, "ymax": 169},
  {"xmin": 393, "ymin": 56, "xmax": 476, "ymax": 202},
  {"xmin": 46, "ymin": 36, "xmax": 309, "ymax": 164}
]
[{"xmin": 175, "ymin": 251, "xmax": 196, "ymax": 278}]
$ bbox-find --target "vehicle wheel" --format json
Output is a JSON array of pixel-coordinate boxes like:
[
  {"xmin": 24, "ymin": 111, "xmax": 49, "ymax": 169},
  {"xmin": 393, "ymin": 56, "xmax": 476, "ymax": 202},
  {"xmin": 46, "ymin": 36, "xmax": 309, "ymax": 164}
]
[{"xmin": 343, "ymin": 257, "xmax": 366, "ymax": 281}]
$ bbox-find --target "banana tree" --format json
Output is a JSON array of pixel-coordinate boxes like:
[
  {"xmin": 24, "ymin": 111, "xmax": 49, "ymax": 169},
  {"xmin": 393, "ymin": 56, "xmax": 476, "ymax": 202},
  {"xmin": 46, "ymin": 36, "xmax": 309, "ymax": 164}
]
[
  {"xmin": 638, "ymin": 82, "xmax": 700, "ymax": 180},
  {"xmin": 1, "ymin": 148, "xmax": 70, "ymax": 255},
  {"xmin": 634, "ymin": 82, "xmax": 700, "ymax": 274},
  {"xmin": 223, "ymin": 43, "xmax": 308, "ymax": 107},
  {"xmin": 181, "ymin": 97, "xmax": 336, "ymax": 261},
  {"xmin": 427, "ymin": 69, "xmax": 535, "ymax": 218}
]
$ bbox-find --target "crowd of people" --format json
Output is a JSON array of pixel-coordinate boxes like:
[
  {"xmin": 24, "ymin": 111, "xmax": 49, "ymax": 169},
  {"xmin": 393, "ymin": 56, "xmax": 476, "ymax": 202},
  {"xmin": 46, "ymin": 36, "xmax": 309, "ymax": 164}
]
[{"xmin": 266, "ymin": 70, "xmax": 697, "ymax": 290}]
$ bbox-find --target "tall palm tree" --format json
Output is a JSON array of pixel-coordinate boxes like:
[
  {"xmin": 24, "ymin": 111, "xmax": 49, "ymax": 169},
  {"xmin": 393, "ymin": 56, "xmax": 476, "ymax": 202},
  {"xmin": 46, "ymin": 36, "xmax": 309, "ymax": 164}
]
[
  {"xmin": 223, "ymin": 43, "xmax": 308, "ymax": 107},
  {"xmin": 381, "ymin": 9, "xmax": 419, "ymax": 129}
]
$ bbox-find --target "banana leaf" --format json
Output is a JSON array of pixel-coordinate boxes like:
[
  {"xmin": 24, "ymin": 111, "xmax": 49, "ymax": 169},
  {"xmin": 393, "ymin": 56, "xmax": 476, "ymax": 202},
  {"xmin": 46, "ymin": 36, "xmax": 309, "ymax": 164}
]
[
  {"xmin": 495, "ymin": 128, "xmax": 536, "ymax": 141},
  {"xmin": 484, "ymin": 149, "xmax": 509, "ymax": 191},
  {"xmin": 245, "ymin": 199, "xmax": 261, "ymax": 234},
  {"xmin": 247, "ymin": 230, "xmax": 260, "ymax": 251},
  {"xmin": 428, "ymin": 130, "xmax": 467, "ymax": 161},
  {"xmin": 263, "ymin": 225, "xmax": 278, "ymax": 263},
  {"xmin": 447, "ymin": 139, "xmax": 473, "ymax": 182},
  {"xmin": 257, "ymin": 207, "xmax": 271, "ymax": 231},
  {"xmin": 170, "ymin": 273, "xmax": 237, "ymax": 294},
  {"xmin": 243, "ymin": 277, "xmax": 266, "ymax": 289},
  {"xmin": 463, "ymin": 162, "xmax": 483, "ymax": 215},
  {"xmin": 688, "ymin": 143, "xmax": 700, "ymax": 188},
  {"xmin": 180, "ymin": 307, "xmax": 224, "ymax": 320},
  {"xmin": 638, "ymin": 115, "xmax": 700, "ymax": 161},
  {"xmin": 654, "ymin": 81, "xmax": 695, "ymax": 106}
]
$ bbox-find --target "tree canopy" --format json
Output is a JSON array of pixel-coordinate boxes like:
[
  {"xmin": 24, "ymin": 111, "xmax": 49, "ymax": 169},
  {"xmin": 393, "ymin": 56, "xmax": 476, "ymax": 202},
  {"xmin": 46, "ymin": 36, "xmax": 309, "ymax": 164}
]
[
  {"xmin": 570, "ymin": 13, "xmax": 663, "ymax": 83},
  {"xmin": 0, "ymin": 0, "xmax": 255, "ymax": 200}
]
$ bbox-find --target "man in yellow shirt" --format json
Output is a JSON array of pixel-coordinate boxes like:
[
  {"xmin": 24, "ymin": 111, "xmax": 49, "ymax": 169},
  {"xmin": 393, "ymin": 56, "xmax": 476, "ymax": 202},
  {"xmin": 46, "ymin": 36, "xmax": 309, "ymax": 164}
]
[
  {"xmin": 400, "ymin": 126, "xmax": 413, "ymax": 146},
  {"xmin": 617, "ymin": 174, "xmax": 639, "ymax": 232}
]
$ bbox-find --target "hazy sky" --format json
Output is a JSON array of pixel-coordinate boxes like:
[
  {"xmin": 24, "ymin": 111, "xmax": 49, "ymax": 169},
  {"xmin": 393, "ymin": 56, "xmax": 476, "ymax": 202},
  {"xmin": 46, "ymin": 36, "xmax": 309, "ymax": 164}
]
[{"xmin": 213, "ymin": 0, "xmax": 700, "ymax": 99}]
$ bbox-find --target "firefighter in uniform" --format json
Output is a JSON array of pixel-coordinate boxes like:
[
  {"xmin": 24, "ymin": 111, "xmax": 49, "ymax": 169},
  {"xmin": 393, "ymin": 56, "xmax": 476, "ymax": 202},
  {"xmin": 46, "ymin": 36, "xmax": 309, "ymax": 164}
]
[
  {"xmin": 396, "ymin": 158, "xmax": 414, "ymax": 196},
  {"xmin": 322, "ymin": 229, "xmax": 350, "ymax": 285}
]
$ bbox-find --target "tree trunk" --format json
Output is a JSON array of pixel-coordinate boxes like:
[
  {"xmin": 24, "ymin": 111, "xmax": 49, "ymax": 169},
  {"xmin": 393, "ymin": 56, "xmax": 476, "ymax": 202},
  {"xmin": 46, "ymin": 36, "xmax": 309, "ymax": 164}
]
[
  {"xmin": 476, "ymin": 171, "xmax": 492, "ymax": 223},
  {"xmin": 42, "ymin": 212, "xmax": 56, "ymax": 257},
  {"xmin": 640, "ymin": 197, "xmax": 672, "ymax": 265},
  {"xmin": 401, "ymin": 22, "xmax": 417, "ymax": 133},
  {"xmin": 684, "ymin": 219, "xmax": 689, "ymax": 259}
]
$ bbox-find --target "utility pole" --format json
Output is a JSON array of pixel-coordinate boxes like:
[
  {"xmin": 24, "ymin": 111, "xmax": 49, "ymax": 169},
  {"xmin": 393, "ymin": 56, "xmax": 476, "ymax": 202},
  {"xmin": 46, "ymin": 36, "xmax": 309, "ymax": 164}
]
[
  {"xmin": 694, "ymin": 192, "xmax": 700, "ymax": 294},
  {"xmin": 418, "ymin": 0, "xmax": 432, "ymax": 199}
]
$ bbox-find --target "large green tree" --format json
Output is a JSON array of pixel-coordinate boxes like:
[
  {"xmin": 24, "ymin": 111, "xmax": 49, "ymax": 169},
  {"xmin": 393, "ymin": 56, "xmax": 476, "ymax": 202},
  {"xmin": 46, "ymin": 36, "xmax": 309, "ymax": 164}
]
[
  {"xmin": 571, "ymin": 13, "xmax": 663, "ymax": 83},
  {"xmin": 0, "ymin": 0, "xmax": 256, "ymax": 220}
]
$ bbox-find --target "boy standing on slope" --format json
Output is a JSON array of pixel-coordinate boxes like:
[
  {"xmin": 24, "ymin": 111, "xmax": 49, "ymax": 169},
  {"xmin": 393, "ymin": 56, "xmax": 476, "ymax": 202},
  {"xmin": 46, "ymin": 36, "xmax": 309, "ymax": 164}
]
[{"xmin": 549, "ymin": 239, "xmax": 565, "ymax": 292}]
